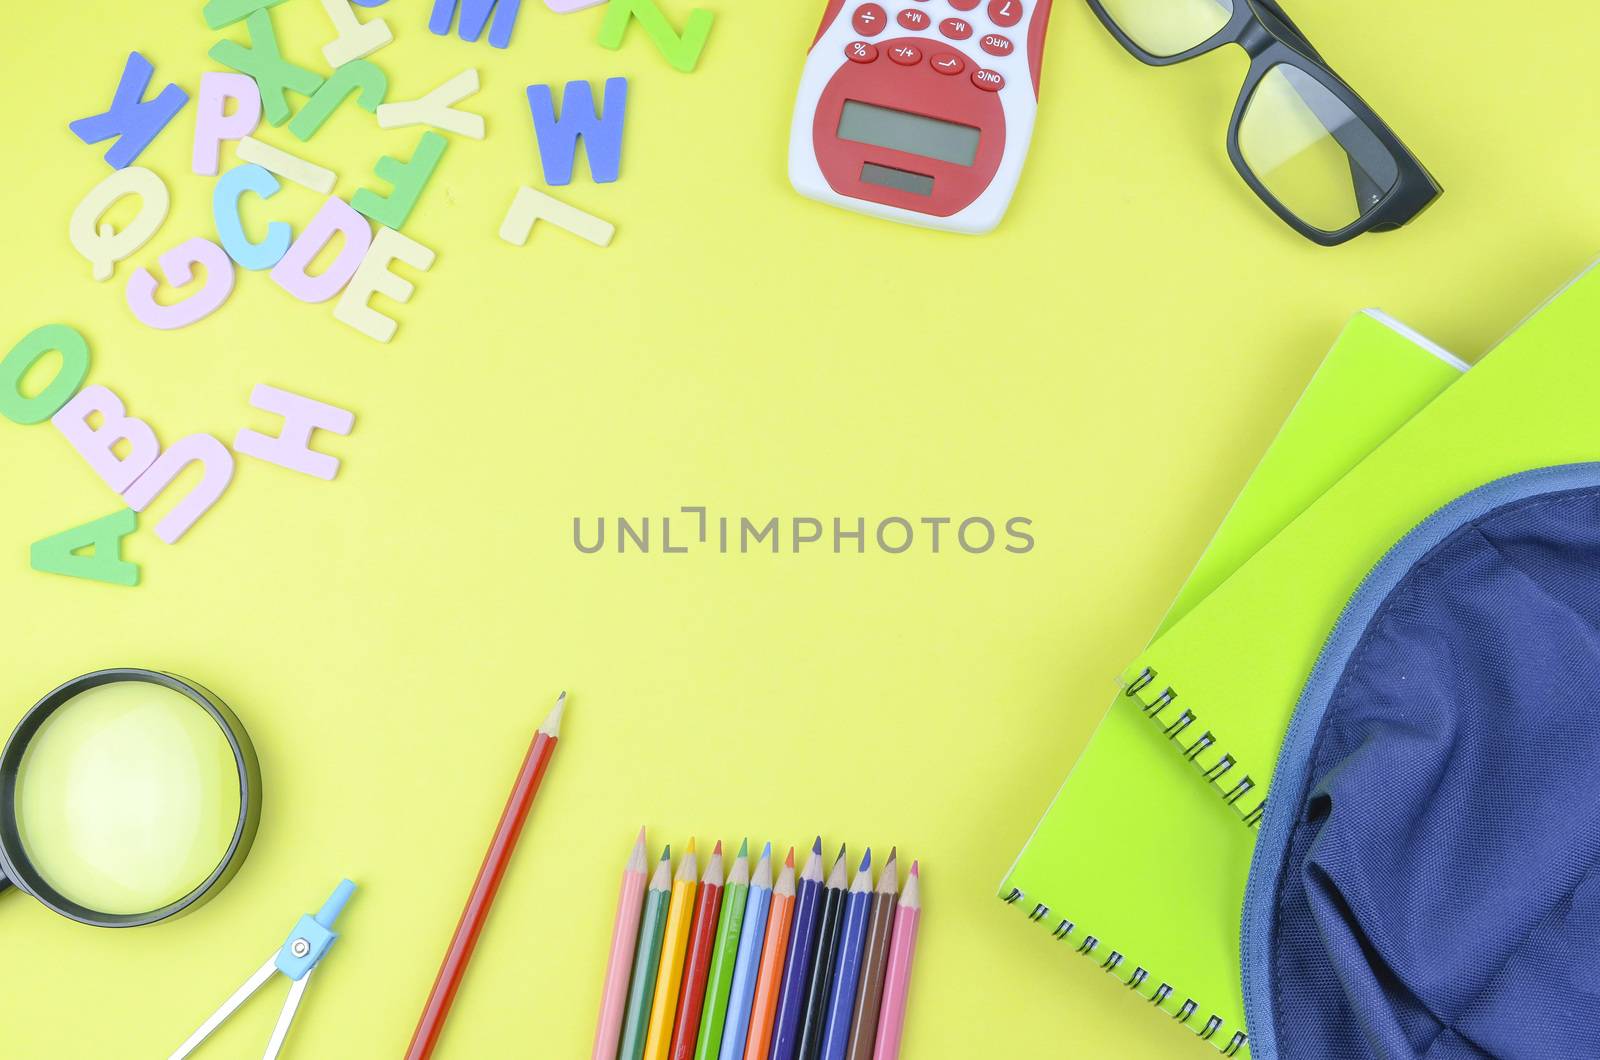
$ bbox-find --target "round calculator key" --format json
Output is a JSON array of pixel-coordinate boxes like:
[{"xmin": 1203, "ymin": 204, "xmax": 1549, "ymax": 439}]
[
  {"xmin": 979, "ymin": 32, "xmax": 1013, "ymax": 56},
  {"xmin": 986, "ymin": 0, "xmax": 1022, "ymax": 26},
  {"xmin": 939, "ymin": 17, "xmax": 973, "ymax": 38},
  {"xmin": 930, "ymin": 51, "xmax": 966, "ymax": 75},
  {"xmin": 844, "ymin": 40, "xmax": 880, "ymax": 62},
  {"xmin": 948, "ymin": 0, "xmax": 980, "ymax": 11},
  {"xmin": 887, "ymin": 42, "xmax": 923, "ymax": 65},
  {"xmin": 896, "ymin": 8, "xmax": 930, "ymax": 29},
  {"xmin": 972, "ymin": 67, "xmax": 1005, "ymax": 91},
  {"xmin": 851, "ymin": 3, "xmax": 887, "ymax": 35}
]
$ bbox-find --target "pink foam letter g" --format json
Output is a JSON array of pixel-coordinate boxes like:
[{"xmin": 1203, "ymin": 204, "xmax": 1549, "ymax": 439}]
[
  {"xmin": 234, "ymin": 383, "xmax": 355, "ymax": 480},
  {"xmin": 52, "ymin": 384, "xmax": 161, "ymax": 492},
  {"xmin": 126, "ymin": 237, "xmax": 236, "ymax": 330},
  {"xmin": 269, "ymin": 196, "xmax": 373, "ymax": 303},
  {"xmin": 123, "ymin": 434, "xmax": 236, "ymax": 543},
  {"xmin": 192, "ymin": 72, "xmax": 262, "ymax": 175}
]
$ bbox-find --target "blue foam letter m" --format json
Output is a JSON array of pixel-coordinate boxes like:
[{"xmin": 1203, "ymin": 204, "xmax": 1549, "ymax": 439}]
[
  {"xmin": 428, "ymin": 0, "xmax": 522, "ymax": 48},
  {"xmin": 526, "ymin": 78, "xmax": 629, "ymax": 186}
]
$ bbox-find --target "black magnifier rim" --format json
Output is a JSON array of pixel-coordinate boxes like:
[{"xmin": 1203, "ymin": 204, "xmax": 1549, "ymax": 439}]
[{"xmin": 0, "ymin": 669, "xmax": 261, "ymax": 928}]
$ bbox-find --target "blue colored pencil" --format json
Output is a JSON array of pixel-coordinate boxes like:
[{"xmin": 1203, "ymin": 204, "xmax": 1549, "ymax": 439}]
[
  {"xmin": 795, "ymin": 847, "xmax": 850, "ymax": 1060},
  {"xmin": 817, "ymin": 850, "xmax": 874, "ymax": 1060},
  {"xmin": 768, "ymin": 838, "xmax": 825, "ymax": 1060},
  {"xmin": 719, "ymin": 843, "xmax": 774, "ymax": 1060}
]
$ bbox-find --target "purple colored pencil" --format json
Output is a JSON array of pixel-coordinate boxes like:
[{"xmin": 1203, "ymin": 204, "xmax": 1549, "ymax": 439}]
[{"xmin": 767, "ymin": 838, "xmax": 825, "ymax": 1060}]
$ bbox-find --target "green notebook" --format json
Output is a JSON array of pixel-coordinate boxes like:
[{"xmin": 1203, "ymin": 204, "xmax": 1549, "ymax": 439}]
[{"xmin": 1001, "ymin": 310, "xmax": 1467, "ymax": 1056}]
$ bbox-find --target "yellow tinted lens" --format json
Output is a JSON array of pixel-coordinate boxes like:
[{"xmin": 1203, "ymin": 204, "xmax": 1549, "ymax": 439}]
[
  {"xmin": 14, "ymin": 681, "xmax": 241, "ymax": 915},
  {"xmin": 1240, "ymin": 65, "xmax": 1399, "ymax": 233},
  {"xmin": 1098, "ymin": 0, "xmax": 1233, "ymax": 57}
]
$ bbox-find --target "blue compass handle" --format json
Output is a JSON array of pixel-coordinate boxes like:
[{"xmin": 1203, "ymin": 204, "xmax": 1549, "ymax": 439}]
[{"xmin": 276, "ymin": 879, "xmax": 357, "ymax": 980}]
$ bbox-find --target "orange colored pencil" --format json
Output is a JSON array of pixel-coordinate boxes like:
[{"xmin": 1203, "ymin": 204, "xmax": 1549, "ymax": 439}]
[
  {"xmin": 669, "ymin": 841, "xmax": 726, "ymax": 1060},
  {"xmin": 743, "ymin": 847, "xmax": 797, "ymax": 1060}
]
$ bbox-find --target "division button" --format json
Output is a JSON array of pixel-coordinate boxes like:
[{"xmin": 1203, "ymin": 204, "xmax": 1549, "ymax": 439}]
[{"xmin": 852, "ymin": 3, "xmax": 887, "ymax": 35}]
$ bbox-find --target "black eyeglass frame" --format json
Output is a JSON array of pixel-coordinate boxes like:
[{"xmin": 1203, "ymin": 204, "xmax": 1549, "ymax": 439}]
[{"xmin": 1084, "ymin": 0, "xmax": 1441, "ymax": 246}]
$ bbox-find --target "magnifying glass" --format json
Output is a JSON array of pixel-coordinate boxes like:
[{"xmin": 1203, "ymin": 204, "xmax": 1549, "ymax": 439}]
[{"xmin": 0, "ymin": 669, "xmax": 260, "ymax": 927}]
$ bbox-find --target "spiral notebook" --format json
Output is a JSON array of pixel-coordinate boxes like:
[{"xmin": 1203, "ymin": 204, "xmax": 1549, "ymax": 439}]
[{"xmin": 1000, "ymin": 310, "xmax": 1468, "ymax": 1056}]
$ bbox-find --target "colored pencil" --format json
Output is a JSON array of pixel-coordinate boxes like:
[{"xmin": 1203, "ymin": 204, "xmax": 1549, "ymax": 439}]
[
  {"xmin": 818, "ymin": 850, "xmax": 874, "ymax": 1060},
  {"xmin": 844, "ymin": 849, "xmax": 899, "ymax": 1060},
  {"xmin": 718, "ymin": 843, "xmax": 773, "ymax": 1060},
  {"xmin": 696, "ymin": 840, "xmax": 752, "ymax": 1060},
  {"xmin": 620, "ymin": 847, "xmax": 676, "ymax": 1060},
  {"xmin": 594, "ymin": 829, "xmax": 652, "ymax": 1060},
  {"xmin": 743, "ymin": 847, "xmax": 796, "ymax": 1060},
  {"xmin": 768, "ymin": 839, "xmax": 825, "ymax": 1060},
  {"xmin": 794, "ymin": 846, "xmax": 849, "ymax": 1060},
  {"xmin": 869, "ymin": 862, "xmax": 921, "ymax": 1060},
  {"xmin": 404, "ymin": 693, "xmax": 567, "ymax": 1060},
  {"xmin": 668, "ymin": 841, "xmax": 726, "ymax": 1060},
  {"xmin": 642, "ymin": 839, "xmax": 701, "ymax": 1060}
]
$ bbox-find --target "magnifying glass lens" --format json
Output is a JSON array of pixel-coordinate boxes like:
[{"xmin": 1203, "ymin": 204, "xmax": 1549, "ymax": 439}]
[{"xmin": 12, "ymin": 682, "xmax": 242, "ymax": 916}]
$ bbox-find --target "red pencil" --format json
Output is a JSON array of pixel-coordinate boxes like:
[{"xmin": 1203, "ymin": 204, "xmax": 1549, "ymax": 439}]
[
  {"xmin": 668, "ymin": 841, "xmax": 726, "ymax": 1060},
  {"xmin": 405, "ymin": 693, "xmax": 567, "ymax": 1060}
]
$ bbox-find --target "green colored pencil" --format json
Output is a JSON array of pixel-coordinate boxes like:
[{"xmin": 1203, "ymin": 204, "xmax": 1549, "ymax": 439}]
[
  {"xmin": 619, "ymin": 846, "xmax": 675, "ymax": 1060},
  {"xmin": 693, "ymin": 839, "xmax": 750, "ymax": 1060}
]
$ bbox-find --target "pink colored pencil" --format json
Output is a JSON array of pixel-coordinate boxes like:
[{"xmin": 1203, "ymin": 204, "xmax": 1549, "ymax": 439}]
[
  {"xmin": 870, "ymin": 861, "xmax": 921, "ymax": 1060},
  {"xmin": 594, "ymin": 828, "xmax": 651, "ymax": 1060}
]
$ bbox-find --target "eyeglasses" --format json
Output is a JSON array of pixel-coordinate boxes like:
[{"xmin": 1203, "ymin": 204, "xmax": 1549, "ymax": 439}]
[{"xmin": 1086, "ymin": 0, "xmax": 1441, "ymax": 246}]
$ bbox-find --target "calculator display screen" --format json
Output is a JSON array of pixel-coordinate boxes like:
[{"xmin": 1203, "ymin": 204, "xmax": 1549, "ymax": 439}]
[{"xmin": 837, "ymin": 101, "xmax": 981, "ymax": 166}]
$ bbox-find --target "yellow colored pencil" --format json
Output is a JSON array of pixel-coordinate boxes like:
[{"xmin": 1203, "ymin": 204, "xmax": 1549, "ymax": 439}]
[{"xmin": 642, "ymin": 838, "xmax": 700, "ymax": 1060}]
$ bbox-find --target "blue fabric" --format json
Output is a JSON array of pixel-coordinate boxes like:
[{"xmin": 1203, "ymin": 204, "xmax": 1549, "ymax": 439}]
[{"xmin": 1243, "ymin": 469, "xmax": 1600, "ymax": 1060}]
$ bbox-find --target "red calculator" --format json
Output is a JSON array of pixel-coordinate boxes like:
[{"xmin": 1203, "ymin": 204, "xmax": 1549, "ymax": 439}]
[{"xmin": 788, "ymin": 0, "xmax": 1052, "ymax": 233}]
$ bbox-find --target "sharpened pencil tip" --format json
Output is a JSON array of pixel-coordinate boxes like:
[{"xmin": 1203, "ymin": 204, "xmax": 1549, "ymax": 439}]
[
  {"xmin": 713, "ymin": 840, "xmax": 723, "ymax": 856},
  {"xmin": 738, "ymin": 838, "xmax": 749, "ymax": 857},
  {"xmin": 539, "ymin": 692, "xmax": 566, "ymax": 737},
  {"xmin": 761, "ymin": 841, "xmax": 771, "ymax": 859},
  {"xmin": 662, "ymin": 844, "xmax": 672, "ymax": 860},
  {"xmin": 835, "ymin": 843, "xmax": 847, "ymax": 861},
  {"xmin": 887, "ymin": 847, "xmax": 897, "ymax": 863},
  {"xmin": 686, "ymin": 837, "xmax": 697, "ymax": 855},
  {"xmin": 910, "ymin": 860, "xmax": 919, "ymax": 875},
  {"xmin": 812, "ymin": 836, "xmax": 823, "ymax": 855},
  {"xmin": 859, "ymin": 848, "xmax": 872, "ymax": 871},
  {"xmin": 785, "ymin": 847, "xmax": 796, "ymax": 868},
  {"xmin": 636, "ymin": 826, "xmax": 647, "ymax": 844}
]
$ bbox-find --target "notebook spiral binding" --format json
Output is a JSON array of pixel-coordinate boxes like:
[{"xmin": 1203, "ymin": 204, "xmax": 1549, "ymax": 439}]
[
  {"xmin": 1124, "ymin": 667, "xmax": 1266, "ymax": 829},
  {"xmin": 1002, "ymin": 886, "xmax": 1248, "ymax": 1056}
]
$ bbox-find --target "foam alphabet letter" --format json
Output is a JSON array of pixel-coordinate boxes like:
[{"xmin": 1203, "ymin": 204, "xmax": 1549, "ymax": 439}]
[
  {"xmin": 0, "ymin": 324, "xmax": 91, "ymax": 425},
  {"xmin": 68, "ymin": 167, "xmax": 170, "ymax": 282},
  {"xmin": 30, "ymin": 509, "xmax": 141, "ymax": 587},
  {"xmin": 203, "ymin": 0, "xmax": 288, "ymax": 29},
  {"xmin": 123, "ymin": 436, "xmax": 235, "ymax": 544},
  {"xmin": 192, "ymin": 72, "xmax": 263, "ymax": 175},
  {"xmin": 333, "ymin": 228, "xmax": 435, "ymax": 342},
  {"xmin": 210, "ymin": 10, "xmax": 326, "ymax": 126},
  {"xmin": 597, "ymin": 0, "xmax": 713, "ymax": 73},
  {"xmin": 52, "ymin": 385, "xmax": 161, "ymax": 493},
  {"xmin": 351, "ymin": 131, "xmax": 447, "ymax": 230},
  {"xmin": 270, "ymin": 197, "xmax": 373, "ymax": 303},
  {"xmin": 429, "ymin": 0, "xmax": 523, "ymax": 48},
  {"xmin": 498, "ymin": 186, "xmax": 614, "ymax": 246},
  {"xmin": 319, "ymin": 0, "xmax": 393, "ymax": 66},
  {"xmin": 125, "ymin": 238, "xmax": 237, "ymax": 330},
  {"xmin": 214, "ymin": 164, "xmax": 293, "ymax": 271},
  {"xmin": 68, "ymin": 52, "xmax": 190, "ymax": 169},
  {"xmin": 237, "ymin": 136, "xmax": 338, "ymax": 194},
  {"xmin": 234, "ymin": 384, "xmax": 356, "ymax": 479},
  {"xmin": 545, "ymin": 0, "xmax": 605, "ymax": 14},
  {"xmin": 526, "ymin": 78, "xmax": 627, "ymax": 186},
  {"xmin": 289, "ymin": 60, "xmax": 388, "ymax": 142},
  {"xmin": 376, "ymin": 68, "xmax": 484, "ymax": 139}
]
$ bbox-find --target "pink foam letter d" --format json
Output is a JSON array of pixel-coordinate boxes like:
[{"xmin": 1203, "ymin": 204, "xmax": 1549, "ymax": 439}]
[
  {"xmin": 269, "ymin": 196, "xmax": 373, "ymax": 303},
  {"xmin": 126, "ymin": 237, "xmax": 236, "ymax": 330},
  {"xmin": 234, "ymin": 383, "xmax": 355, "ymax": 480},
  {"xmin": 123, "ymin": 434, "xmax": 236, "ymax": 543},
  {"xmin": 52, "ymin": 385, "xmax": 161, "ymax": 492},
  {"xmin": 192, "ymin": 72, "xmax": 262, "ymax": 175}
]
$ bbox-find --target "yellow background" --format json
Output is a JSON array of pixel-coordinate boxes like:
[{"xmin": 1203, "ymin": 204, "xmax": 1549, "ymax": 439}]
[{"xmin": 3, "ymin": 1, "xmax": 1599, "ymax": 1056}]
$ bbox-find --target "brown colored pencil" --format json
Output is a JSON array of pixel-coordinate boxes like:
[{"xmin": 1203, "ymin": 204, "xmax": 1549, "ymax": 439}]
[{"xmin": 843, "ymin": 849, "xmax": 900, "ymax": 1060}]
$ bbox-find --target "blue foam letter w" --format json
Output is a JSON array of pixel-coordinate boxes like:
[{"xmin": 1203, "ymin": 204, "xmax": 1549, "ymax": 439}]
[
  {"xmin": 68, "ymin": 52, "xmax": 189, "ymax": 170},
  {"xmin": 428, "ymin": 0, "xmax": 523, "ymax": 49},
  {"xmin": 526, "ymin": 78, "xmax": 629, "ymax": 187}
]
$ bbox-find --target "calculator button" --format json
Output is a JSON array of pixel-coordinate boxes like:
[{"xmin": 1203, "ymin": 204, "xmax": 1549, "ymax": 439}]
[
  {"xmin": 939, "ymin": 17, "xmax": 973, "ymax": 39},
  {"xmin": 852, "ymin": 4, "xmax": 887, "ymax": 35},
  {"xmin": 930, "ymin": 51, "xmax": 965, "ymax": 75},
  {"xmin": 887, "ymin": 42, "xmax": 923, "ymax": 65},
  {"xmin": 986, "ymin": 0, "xmax": 1022, "ymax": 26},
  {"xmin": 979, "ymin": 32, "xmax": 1013, "ymax": 56},
  {"xmin": 844, "ymin": 40, "xmax": 879, "ymax": 62},
  {"xmin": 948, "ymin": 0, "xmax": 980, "ymax": 10},
  {"xmin": 896, "ymin": 8, "xmax": 930, "ymax": 29},
  {"xmin": 972, "ymin": 67, "xmax": 1004, "ymax": 91}
]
